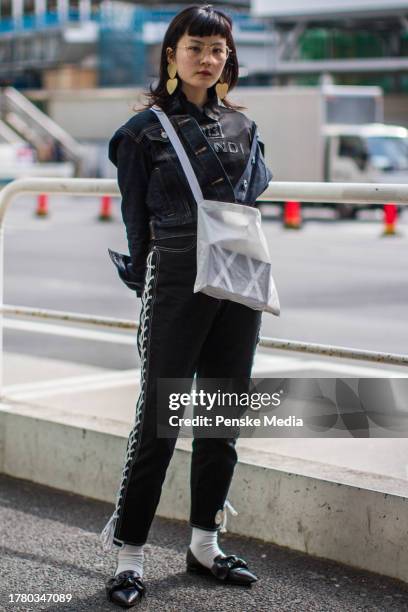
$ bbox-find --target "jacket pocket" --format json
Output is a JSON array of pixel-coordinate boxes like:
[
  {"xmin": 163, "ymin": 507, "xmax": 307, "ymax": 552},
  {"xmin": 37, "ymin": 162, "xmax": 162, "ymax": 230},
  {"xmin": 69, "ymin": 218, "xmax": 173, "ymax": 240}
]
[
  {"xmin": 145, "ymin": 127, "xmax": 192, "ymax": 219},
  {"xmin": 152, "ymin": 235, "xmax": 196, "ymax": 253},
  {"xmin": 149, "ymin": 166, "xmax": 177, "ymax": 218}
]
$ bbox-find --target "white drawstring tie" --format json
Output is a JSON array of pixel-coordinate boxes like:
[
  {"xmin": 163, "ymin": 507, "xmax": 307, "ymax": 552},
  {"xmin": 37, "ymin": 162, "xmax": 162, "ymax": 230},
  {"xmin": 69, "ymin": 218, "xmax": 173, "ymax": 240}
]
[
  {"xmin": 219, "ymin": 500, "xmax": 238, "ymax": 533},
  {"xmin": 100, "ymin": 509, "xmax": 119, "ymax": 552}
]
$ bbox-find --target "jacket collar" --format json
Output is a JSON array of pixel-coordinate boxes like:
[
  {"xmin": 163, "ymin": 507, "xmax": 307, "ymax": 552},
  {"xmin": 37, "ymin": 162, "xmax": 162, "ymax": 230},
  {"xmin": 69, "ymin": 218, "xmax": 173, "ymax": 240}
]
[{"xmin": 167, "ymin": 86, "xmax": 221, "ymax": 121}]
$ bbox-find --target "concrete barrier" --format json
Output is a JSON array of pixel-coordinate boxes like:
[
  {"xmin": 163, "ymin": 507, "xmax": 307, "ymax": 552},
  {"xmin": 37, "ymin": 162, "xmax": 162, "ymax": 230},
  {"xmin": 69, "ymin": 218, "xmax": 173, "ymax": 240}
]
[{"xmin": 1, "ymin": 400, "xmax": 407, "ymax": 584}]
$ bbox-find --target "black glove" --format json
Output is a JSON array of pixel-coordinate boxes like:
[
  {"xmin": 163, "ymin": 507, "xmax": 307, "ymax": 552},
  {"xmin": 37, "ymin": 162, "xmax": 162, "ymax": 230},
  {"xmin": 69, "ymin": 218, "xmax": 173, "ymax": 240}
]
[{"xmin": 108, "ymin": 248, "xmax": 144, "ymax": 297}]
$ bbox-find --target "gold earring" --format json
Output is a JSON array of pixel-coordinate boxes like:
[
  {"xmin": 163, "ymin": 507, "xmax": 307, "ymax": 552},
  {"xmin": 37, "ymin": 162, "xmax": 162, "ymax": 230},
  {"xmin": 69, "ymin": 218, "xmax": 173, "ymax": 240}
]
[
  {"xmin": 215, "ymin": 77, "xmax": 228, "ymax": 100},
  {"xmin": 166, "ymin": 62, "xmax": 178, "ymax": 95}
]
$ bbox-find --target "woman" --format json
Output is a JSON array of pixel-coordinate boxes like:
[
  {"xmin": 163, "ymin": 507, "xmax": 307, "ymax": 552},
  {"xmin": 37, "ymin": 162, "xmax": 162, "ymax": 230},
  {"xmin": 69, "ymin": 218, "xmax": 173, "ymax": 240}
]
[{"xmin": 101, "ymin": 4, "xmax": 273, "ymax": 608}]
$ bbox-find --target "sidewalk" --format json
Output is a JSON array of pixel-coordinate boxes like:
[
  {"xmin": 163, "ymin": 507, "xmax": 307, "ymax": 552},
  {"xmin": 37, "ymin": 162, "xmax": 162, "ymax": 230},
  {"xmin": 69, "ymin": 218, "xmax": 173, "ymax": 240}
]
[
  {"xmin": 1, "ymin": 473, "xmax": 407, "ymax": 612},
  {"xmin": 1, "ymin": 349, "xmax": 408, "ymax": 589},
  {"xmin": 2, "ymin": 348, "xmax": 408, "ymax": 482}
]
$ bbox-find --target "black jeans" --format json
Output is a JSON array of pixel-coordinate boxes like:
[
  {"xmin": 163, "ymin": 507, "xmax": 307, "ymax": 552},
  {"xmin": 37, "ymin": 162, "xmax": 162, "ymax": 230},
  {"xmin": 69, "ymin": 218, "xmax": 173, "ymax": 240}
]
[{"xmin": 109, "ymin": 234, "xmax": 262, "ymax": 547}]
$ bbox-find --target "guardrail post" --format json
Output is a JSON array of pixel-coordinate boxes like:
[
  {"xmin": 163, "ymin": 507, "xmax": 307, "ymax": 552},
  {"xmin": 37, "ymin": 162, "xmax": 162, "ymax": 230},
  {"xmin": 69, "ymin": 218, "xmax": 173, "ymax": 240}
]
[{"xmin": 0, "ymin": 177, "xmax": 121, "ymax": 397}]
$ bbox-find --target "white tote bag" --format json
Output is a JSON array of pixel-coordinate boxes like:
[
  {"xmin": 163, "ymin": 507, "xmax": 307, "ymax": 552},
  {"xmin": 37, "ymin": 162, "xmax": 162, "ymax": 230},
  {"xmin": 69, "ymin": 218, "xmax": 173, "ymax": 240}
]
[{"xmin": 151, "ymin": 106, "xmax": 280, "ymax": 316}]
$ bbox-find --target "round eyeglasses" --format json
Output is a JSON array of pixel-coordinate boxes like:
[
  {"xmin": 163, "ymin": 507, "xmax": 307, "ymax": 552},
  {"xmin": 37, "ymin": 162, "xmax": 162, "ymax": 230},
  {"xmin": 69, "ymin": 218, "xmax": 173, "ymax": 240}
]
[{"xmin": 176, "ymin": 44, "xmax": 231, "ymax": 62}]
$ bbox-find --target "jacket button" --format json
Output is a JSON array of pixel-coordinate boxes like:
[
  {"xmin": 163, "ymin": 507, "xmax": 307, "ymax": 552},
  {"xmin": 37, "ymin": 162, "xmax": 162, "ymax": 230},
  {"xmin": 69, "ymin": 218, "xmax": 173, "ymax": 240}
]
[
  {"xmin": 251, "ymin": 156, "xmax": 256, "ymax": 165},
  {"xmin": 241, "ymin": 179, "xmax": 248, "ymax": 190},
  {"xmin": 161, "ymin": 131, "xmax": 168, "ymax": 138}
]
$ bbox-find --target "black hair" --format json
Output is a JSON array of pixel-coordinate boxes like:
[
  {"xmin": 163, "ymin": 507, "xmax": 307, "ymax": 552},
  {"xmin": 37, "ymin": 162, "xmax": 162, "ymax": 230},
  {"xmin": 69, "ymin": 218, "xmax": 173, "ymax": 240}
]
[{"xmin": 136, "ymin": 4, "xmax": 245, "ymax": 112}]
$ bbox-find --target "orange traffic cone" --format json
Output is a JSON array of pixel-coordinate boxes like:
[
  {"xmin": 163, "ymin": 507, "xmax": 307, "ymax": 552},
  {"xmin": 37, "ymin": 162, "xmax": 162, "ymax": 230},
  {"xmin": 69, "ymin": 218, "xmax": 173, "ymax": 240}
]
[
  {"xmin": 383, "ymin": 203, "xmax": 398, "ymax": 236},
  {"xmin": 284, "ymin": 200, "xmax": 301, "ymax": 229},
  {"xmin": 36, "ymin": 193, "xmax": 49, "ymax": 217},
  {"xmin": 99, "ymin": 195, "xmax": 113, "ymax": 221}
]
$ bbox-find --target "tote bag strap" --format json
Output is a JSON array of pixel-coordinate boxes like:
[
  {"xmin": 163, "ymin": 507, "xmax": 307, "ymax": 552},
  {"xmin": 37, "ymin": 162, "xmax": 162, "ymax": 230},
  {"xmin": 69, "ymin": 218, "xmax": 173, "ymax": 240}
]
[{"xmin": 151, "ymin": 106, "xmax": 204, "ymax": 205}]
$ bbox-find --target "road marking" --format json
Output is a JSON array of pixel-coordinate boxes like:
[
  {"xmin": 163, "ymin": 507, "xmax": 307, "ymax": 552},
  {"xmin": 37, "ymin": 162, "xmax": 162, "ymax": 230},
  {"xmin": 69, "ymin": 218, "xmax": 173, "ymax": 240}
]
[
  {"xmin": 4, "ymin": 355, "xmax": 406, "ymax": 402},
  {"xmin": 252, "ymin": 353, "xmax": 307, "ymax": 374},
  {"xmin": 8, "ymin": 277, "xmax": 124, "ymax": 297},
  {"xmin": 3, "ymin": 321, "xmax": 407, "ymax": 403},
  {"xmin": 3, "ymin": 318, "xmax": 136, "ymax": 345},
  {"xmin": 4, "ymin": 368, "xmax": 141, "ymax": 400},
  {"xmin": 253, "ymin": 352, "xmax": 408, "ymax": 377},
  {"xmin": 302, "ymin": 360, "xmax": 408, "ymax": 378}
]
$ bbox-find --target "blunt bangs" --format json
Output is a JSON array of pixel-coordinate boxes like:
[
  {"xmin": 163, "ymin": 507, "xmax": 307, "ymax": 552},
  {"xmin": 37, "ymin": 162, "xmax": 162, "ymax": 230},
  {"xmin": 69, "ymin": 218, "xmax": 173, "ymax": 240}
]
[{"xmin": 186, "ymin": 8, "xmax": 232, "ymax": 39}]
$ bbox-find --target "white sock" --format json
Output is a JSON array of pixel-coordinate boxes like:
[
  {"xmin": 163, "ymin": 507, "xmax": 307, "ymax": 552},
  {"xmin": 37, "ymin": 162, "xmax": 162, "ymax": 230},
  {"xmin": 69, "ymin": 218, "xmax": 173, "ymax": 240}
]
[
  {"xmin": 190, "ymin": 527, "xmax": 225, "ymax": 569},
  {"xmin": 115, "ymin": 543, "xmax": 144, "ymax": 578}
]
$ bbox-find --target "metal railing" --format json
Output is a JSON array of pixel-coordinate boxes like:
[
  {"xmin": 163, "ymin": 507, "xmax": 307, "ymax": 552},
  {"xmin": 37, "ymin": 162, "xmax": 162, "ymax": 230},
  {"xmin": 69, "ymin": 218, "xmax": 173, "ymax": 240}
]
[
  {"xmin": 0, "ymin": 177, "xmax": 407, "ymax": 393},
  {"xmin": 2, "ymin": 88, "xmax": 84, "ymax": 175},
  {"xmin": 2, "ymin": 304, "xmax": 408, "ymax": 368}
]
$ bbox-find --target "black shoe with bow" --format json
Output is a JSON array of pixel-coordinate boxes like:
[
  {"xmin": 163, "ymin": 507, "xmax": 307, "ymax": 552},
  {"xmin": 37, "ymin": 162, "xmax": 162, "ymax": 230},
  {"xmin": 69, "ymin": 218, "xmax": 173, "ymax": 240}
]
[
  {"xmin": 105, "ymin": 570, "xmax": 146, "ymax": 608},
  {"xmin": 186, "ymin": 548, "xmax": 257, "ymax": 586}
]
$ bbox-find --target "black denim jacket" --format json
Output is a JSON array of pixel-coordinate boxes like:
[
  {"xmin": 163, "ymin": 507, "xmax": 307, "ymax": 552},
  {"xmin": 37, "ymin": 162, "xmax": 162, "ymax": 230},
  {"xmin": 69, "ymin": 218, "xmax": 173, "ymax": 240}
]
[{"xmin": 108, "ymin": 88, "xmax": 273, "ymax": 296}]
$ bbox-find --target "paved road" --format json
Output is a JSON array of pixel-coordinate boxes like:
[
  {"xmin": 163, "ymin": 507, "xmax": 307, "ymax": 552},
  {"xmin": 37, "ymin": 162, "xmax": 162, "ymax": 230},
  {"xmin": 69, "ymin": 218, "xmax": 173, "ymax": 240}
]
[
  {"xmin": 3, "ymin": 195, "xmax": 408, "ymax": 370},
  {"xmin": 1, "ymin": 474, "xmax": 408, "ymax": 612}
]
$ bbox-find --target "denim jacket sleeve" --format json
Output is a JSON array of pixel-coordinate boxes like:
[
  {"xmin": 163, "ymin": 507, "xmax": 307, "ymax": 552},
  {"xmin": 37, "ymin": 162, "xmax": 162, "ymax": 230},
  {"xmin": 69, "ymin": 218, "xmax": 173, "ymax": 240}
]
[
  {"xmin": 255, "ymin": 123, "xmax": 272, "ymax": 182},
  {"xmin": 245, "ymin": 121, "xmax": 273, "ymax": 207},
  {"xmin": 109, "ymin": 129, "xmax": 152, "ymax": 296}
]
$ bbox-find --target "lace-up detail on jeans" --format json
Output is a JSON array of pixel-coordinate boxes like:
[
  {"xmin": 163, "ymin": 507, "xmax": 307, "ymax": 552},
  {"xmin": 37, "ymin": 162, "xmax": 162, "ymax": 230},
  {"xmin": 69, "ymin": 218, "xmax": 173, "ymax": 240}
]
[{"xmin": 100, "ymin": 250, "xmax": 158, "ymax": 552}]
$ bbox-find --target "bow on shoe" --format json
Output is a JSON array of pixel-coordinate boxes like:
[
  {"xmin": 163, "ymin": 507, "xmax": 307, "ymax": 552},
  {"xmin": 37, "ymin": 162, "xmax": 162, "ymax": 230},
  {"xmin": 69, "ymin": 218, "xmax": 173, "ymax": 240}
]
[
  {"xmin": 105, "ymin": 570, "xmax": 146, "ymax": 609},
  {"xmin": 212, "ymin": 555, "xmax": 249, "ymax": 580},
  {"xmin": 108, "ymin": 570, "xmax": 145, "ymax": 591},
  {"xmin": 186, "ymin": 548, "xmax": 257, "ymax": 586}
]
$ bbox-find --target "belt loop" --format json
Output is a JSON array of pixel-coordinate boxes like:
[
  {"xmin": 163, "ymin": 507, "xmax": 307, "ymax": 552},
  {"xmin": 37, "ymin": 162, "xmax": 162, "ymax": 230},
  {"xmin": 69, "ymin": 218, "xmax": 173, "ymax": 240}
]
[{"xmin": 149, "ymin": 220, "xmax": 155, "ymax": 239}]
